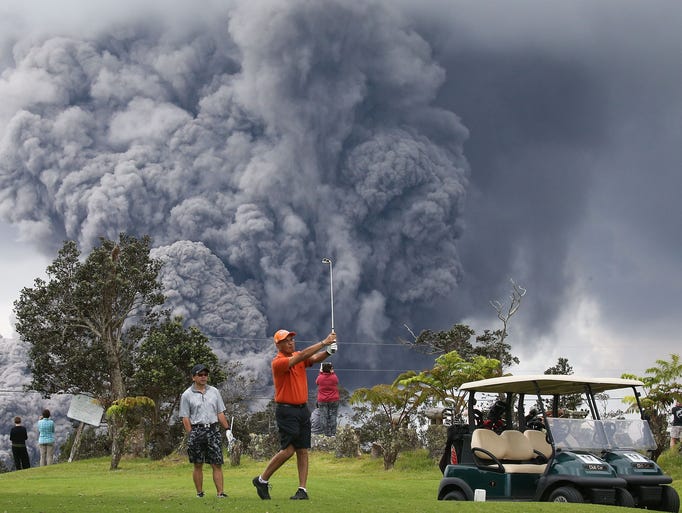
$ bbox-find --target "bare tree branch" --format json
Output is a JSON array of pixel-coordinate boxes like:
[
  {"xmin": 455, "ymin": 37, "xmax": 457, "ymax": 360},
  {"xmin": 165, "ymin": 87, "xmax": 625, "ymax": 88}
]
[
  {"xmin": 490, "ymin": 278, "xmax": 526, "ymax": 344},
  {"xmin": 403, "ymin": 324, "xmax": 418, "ymax": 342}
]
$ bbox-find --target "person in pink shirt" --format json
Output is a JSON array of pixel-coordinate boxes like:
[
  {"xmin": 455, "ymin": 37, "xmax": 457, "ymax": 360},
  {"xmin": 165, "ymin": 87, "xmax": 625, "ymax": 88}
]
[{"xmin": 316, "ymin": 362, "xmax": 340, "ymax": 436}]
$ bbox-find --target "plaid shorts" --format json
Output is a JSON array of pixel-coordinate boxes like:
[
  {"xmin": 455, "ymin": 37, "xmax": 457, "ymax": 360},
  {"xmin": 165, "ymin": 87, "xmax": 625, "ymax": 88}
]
[
  {"xmin": 671, "ymin": 426, "xmax": 682, "ymax": 439},
  {"xmin": 187, "ymin": 426, "xmax": 224, "ymax": 465}
]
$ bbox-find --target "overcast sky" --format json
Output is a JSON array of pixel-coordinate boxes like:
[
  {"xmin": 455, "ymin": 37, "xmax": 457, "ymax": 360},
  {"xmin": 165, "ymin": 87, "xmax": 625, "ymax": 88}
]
[{"xmin": 0, "ymin": 0, "xmax": 681, "ymax": 392}]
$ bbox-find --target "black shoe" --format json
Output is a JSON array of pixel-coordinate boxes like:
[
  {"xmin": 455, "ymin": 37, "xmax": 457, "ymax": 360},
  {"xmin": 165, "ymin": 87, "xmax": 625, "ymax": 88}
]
[
  {"xmin": 290, "ymin": 488, "xmax": 309, "ymax": 500},
  {"xmin": 216, "ymin": 492, "xmax": 228, "ymax": 498},
  {"xmin": 196, "ymin": 492, "xmax": 204, "ymax": 498},
  {"xmin": 252, "ymin": 477, "xmax": 271, "ymax": 500}
]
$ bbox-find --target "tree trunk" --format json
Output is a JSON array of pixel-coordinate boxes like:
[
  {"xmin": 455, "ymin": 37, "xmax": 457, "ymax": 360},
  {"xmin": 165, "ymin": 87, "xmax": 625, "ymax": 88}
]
[
  {"xmin": 110, "ymin": 423, "xmax": 126, "ymax": 470},
  {"xmin": 102, "ymin": 332, "xmax": 126, "ymax": 400},
  {"xmin": 101, "ymin": 330, "xmax": 127, "ymax": 470},
  {"xmin": 68, "ymin": 422, "xmax": 86, "ymax": 462},
  {"xmin": 383, "ymin": 447, "xmax": 398, "ymax": 470},
  {"xmin": 229, "ymin": 440, "xmax": 242, "ymax": 466}
]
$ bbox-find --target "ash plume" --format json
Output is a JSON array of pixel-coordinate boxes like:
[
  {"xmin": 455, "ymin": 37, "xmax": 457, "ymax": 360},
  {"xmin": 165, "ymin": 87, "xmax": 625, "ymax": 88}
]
[
  {"xmin": 0, "ymin": 0, "xmax": 468, "ymax": 382},
  {"xmin": 1, "ymin": 0, "xmax": 681, "ymax": 413}
]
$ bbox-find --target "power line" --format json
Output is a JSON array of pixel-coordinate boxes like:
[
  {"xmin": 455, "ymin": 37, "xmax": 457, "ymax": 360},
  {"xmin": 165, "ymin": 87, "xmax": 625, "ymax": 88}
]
[
  {"xmin": 307, "ymin": 368, "xmax": 416, "ymax": 373},
  {"xmin": 208, "ymin": 336, "xmax": 407, "ymax": 347}
]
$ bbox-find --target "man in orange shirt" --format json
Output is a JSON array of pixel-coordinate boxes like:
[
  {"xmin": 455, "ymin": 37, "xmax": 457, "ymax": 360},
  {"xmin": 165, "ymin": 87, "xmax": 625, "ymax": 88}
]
[{"xmin": 253, "ymin": 329, "xmax": 337, "ymax": 500}]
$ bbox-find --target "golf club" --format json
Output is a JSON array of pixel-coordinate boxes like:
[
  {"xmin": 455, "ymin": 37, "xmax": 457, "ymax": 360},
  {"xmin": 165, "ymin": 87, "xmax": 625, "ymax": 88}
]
[{"xmin": 322, "ymin": 257, "xmax": 336, "ymax": 352}]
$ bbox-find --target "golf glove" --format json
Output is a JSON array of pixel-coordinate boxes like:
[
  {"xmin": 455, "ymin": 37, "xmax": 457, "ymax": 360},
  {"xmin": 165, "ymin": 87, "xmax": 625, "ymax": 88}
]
[
  {"xmin": 226, "ymin": 429, "xmax": 235, "ymax": 444},
  {"xmin": 326, "ymin": 342, "xmax": 337, "ymax": 354}
]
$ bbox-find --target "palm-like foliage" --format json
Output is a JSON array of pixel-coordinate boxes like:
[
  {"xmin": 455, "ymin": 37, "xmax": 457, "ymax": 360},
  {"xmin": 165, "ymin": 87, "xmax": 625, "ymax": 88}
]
[
  {"xmin": 622, "ymin": 354, "xmax": 682, "ymax": 460},
  {"xmin": 396, "ymin": 351, "xmax": 501, "ymax": 420}
]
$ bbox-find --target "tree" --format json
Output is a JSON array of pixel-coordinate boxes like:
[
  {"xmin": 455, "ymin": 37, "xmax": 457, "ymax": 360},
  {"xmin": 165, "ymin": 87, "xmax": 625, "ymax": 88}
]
[
  {"xmin": 14, "ymin": 234, "xmax": 164, "ymax": 403},
  {"xmin": 14, "ymin": 234, "xmax": 165, "ymax": 470},
  {"xmin": 129, "ymin": 315, "xmax": 226, "ymax": 459},
  {"xmin": 397, "ymin": 352, "xmax": 501, "ymax": 421},
  {"xmin": 350, "ymin": 380, "xmax": 426, "ymax": 470},
  {"xmin": 622, "ymin": 354, "xmax": 682, "ymax": 460},
  {"xmin": 402, "ymin": 282, "xmax": 524, "ymax": 373},
  {"xmin": 402, "ymin": 323, "xmax": 518, "ymax": 374},
  {"xmin": 545, "ymin": 357, "xmax": 573, "ymax": 376},
  {"xmin": 218, "ymin": 361, "xmax": 258, "ymax": 444},
  {"xmin": 544, "ymin": 357, "xmax": 582, "ymax": 411},
  {"xmin": 488, "ymin": 279, "xmax": 526, "ymax": 351},
  {"xmin": 105, "ymin": 396, "xmax": 155, "ymax": 469},
  {"xmin": 593, "ymin": 392, "xmax": 625, "ymax": 420},
  {"xmin": 474, "ymin": 329, "xmax": 520, "ymax": 371},
  {"xmin": 404, "ymin": 324, "xmax": 476, "ymax": 356}
]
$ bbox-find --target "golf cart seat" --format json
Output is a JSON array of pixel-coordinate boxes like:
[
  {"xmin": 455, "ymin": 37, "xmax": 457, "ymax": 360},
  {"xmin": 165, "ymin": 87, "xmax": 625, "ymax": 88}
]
[
  {"xmin": 524, "ymin": 429, "xmax": 553, "ymax": 461},
  {"xmin": 471, "ymin": 429, "xmax": 547, "ymax": 474}
]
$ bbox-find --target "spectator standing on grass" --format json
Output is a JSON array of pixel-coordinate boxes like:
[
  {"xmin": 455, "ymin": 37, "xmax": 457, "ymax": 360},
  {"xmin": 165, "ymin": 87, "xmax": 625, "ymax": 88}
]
[
  {"xmin": 10, "ymin": 416, "xmax": 30, "ymax": 470},
  {"xmin": 252, "ymin": 329, "xmax": 337, "ymax": 501},
  {"xmin": 179, "ymin": 364, "xmax": 231, "ymax": 499},
  {"xmin": 670, "ymin": 400, "xmax": 682, "ymax": 449},
  {"xmin": 316, "ymin": 362, "xmax": 340, "ymax": 436},
  {"xmin": 37, "ymin": 409, "xmax": 55, "ymax": 466}
]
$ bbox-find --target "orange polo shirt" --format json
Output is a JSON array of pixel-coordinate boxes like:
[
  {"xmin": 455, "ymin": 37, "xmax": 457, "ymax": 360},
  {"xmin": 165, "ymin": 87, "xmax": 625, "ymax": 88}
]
[{"xmin": 272, "ymin": 351, "xmax": 312, "ymax": 404}]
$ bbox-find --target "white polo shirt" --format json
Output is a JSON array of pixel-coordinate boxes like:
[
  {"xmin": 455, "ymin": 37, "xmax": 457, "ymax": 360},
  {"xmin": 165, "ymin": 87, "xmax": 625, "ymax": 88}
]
[{"xmin": 179, "ymin": 384, "xmax": 226, "ymax": 425}]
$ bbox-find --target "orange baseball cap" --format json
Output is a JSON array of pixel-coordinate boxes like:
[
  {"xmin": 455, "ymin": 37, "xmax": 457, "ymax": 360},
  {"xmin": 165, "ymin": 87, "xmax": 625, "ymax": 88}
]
[{"xmin": 273, "ymin": 329, "xmax": 296, "ymax": 344}]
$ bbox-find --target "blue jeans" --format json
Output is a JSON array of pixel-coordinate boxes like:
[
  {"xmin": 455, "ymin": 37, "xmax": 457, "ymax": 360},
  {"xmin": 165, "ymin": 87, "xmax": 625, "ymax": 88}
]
[{"xmin": 318, "ymin": 402, "xmax": 339, "ymax": 436}]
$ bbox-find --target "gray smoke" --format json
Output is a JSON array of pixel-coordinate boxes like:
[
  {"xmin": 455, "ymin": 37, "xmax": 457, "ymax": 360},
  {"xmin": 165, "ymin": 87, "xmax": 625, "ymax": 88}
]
[
  {"xmin": 0, "ymin": 0, "xmax": 468, "ymax": 382},
  {"xmin": 2, "ymin": 0, "xmax": 682, "ymax": 410}
]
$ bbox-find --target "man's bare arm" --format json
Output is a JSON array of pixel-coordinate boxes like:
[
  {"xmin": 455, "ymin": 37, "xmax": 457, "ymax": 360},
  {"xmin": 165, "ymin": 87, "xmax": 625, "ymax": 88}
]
[{"xmin": 288, "ymin": 332, "xmax": 336, "ymax": 367}]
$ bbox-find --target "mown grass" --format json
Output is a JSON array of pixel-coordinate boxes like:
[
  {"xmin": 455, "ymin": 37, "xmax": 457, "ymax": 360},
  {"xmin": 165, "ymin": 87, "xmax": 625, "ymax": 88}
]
[{"xmin": 1, "ymin": 449, "xmax": 681, "ymax": 513}]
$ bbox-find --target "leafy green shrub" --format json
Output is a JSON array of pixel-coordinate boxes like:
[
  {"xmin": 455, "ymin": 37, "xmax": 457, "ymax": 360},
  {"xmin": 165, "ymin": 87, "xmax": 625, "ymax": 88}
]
[
  {"xmin": 247, "ymin": 432, "xmax": 279, "ymax": 461},
  {"xmin": 311, "ymin": 434, "xmax": 336, "ymax": 452},
  {"xmin": 334, "ymin": 426, "xmax": 361, "ymax": 458}
]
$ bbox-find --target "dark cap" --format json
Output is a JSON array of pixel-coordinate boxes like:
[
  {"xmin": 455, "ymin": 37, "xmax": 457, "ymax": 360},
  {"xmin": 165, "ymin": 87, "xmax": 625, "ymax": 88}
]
[{"xmin": 191, "ymin": 364, "xmax": 209, "ymax": 376}]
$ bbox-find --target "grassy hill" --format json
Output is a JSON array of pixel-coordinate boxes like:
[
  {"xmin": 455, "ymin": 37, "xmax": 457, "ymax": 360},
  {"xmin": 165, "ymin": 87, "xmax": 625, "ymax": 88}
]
[{"xmin": 1, "ymin": 449, "xmax": 681, "ymax": 513}]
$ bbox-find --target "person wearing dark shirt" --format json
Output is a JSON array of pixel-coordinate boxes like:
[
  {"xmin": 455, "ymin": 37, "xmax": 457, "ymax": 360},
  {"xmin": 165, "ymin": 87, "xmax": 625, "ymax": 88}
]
[{"xmin": 10, "ymin": 416, "xmax": 30, "ymax": 470}]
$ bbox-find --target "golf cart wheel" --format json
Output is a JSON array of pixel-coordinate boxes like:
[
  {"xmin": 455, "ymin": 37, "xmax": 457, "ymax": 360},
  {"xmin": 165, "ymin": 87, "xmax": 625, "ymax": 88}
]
[
  {"xmin": 616, "ymin": 488, "xmax": 635, "ymax": 508},
  {"xmin": 659, "ymin": 485, "xmax": 680, "ymax": 513},
  {"xmin": 442, "ymin": 489, "xmax": 467, "ymax": 501},
  {"xmin": 548, "ymin": 486, "xmax": 584, "ymax": 503}
]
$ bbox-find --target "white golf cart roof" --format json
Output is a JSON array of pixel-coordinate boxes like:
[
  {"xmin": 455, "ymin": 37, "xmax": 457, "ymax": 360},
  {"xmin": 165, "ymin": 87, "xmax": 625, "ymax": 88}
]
[{"xmin": 460, "ymin": 375, "xmax": 644, "ymax": 395}]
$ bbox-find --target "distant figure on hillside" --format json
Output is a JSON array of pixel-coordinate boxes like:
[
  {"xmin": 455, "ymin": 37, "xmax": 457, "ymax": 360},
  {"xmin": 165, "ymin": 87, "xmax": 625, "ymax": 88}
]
[
  {"xmin": 38, "ymin": 409, "xmax": 55, "ymax": 466},
  {"xmin": 10, "ymin": 416, "xmax": 30, "ymax": 470},
  {"xmin": 316, "ymin": 362, "xmax": 340, "ymax": 436}
]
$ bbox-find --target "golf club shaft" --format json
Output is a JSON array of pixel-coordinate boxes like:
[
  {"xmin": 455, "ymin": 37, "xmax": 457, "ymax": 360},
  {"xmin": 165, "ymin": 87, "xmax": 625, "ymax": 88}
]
[{"xmin": 329, "ymin": 261, "xmax": 334, "ymax": 333}]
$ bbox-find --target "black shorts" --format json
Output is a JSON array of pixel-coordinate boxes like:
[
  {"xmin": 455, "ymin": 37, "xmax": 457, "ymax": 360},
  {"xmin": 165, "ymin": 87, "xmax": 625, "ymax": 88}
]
[
  {"xmin": 275, "ymin": 404, "xmax": 311, "ymax": 450},
  {"xmin": 187, "ymin": 426, "xmax": 224, "ymax": 465}
]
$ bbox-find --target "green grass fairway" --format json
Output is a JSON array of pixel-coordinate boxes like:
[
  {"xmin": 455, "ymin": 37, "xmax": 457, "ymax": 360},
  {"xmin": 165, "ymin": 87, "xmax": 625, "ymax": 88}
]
[{"xmin": 1, "ymin": 449, "xmax": 680, "ymax": 513}]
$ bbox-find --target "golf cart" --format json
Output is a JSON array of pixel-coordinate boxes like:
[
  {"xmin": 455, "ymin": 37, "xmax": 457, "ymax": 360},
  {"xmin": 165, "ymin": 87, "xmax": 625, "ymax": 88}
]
[{"xmin": 437, "ymin": 375, "xmax": 679, "ymax": 512}]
